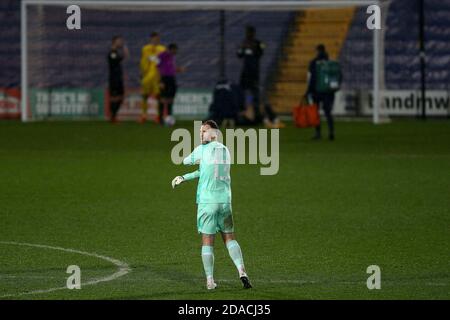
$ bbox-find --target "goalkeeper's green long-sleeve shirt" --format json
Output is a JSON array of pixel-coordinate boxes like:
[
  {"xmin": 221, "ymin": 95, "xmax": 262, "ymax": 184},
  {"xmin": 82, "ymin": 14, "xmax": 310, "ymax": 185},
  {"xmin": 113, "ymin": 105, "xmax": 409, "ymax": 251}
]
[{"xmin": 182, "ymin": 141, "xmax": 231, "ymax": 204}]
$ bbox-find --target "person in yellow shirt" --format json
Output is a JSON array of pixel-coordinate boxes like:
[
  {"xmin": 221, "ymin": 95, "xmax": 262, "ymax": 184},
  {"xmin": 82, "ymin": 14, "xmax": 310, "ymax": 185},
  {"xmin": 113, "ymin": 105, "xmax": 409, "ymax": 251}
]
[{"xmin": 139, "ymin": 32, "xmax": 166, "ymax": 123}]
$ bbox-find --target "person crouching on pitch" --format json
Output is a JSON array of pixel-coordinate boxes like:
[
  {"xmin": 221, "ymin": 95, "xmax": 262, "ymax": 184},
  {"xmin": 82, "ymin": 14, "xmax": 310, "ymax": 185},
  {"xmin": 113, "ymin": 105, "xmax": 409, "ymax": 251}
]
[{"xmin": 171, "ymin": 120, "xmax": 252, "ymax": 290}]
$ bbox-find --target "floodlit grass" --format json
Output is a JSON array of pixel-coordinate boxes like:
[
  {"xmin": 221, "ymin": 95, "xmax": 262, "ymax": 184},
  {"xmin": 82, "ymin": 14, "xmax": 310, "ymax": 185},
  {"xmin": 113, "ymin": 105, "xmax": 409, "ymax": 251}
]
[{"xmin": 0, "ymin": 119, "xmax": 449, "ymax": 299}]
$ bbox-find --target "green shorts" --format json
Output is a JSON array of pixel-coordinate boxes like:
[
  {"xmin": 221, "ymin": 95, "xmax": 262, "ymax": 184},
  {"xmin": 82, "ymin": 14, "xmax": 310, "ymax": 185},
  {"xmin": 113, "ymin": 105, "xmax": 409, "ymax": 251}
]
[{"xmin": 197, "ymin": 203, "xmax": 234, "ymax": 235}]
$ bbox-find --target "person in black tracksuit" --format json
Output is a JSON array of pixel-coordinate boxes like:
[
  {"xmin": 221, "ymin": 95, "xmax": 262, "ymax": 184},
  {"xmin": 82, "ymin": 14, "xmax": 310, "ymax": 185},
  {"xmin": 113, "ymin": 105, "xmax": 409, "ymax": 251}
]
[
  {"xmin": 237, "ymin": 26, "xmax": 265, "ymax": 124},
  {"xmin": 107, "ymin": 35, "xmax": 129, "ymax": 123},
  {"xmin": 306, "ymin": 44, "xmax": 335, "ymax": 141}
]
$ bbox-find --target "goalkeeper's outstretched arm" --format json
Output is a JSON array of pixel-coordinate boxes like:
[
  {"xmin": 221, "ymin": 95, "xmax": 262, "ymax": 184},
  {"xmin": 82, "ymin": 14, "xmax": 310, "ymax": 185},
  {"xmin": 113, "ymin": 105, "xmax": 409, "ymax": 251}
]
[
  {"xmin": 183, "ymin": 170, "xmax": 199, "ymax": 181},
  {"xmin": 171, "ymin": 170, "xmax": 199, "ymax": 188},
  {"xmin": 172, "ymin": 147, "xmax": 201, "ymax": 188}
]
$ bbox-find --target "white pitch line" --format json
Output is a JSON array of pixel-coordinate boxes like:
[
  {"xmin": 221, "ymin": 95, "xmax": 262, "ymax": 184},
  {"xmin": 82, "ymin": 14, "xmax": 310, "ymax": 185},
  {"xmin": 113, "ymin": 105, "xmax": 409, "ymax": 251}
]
[{"xmin": 0, "ymin": 241, "xmax": 131, "ymax": 298}]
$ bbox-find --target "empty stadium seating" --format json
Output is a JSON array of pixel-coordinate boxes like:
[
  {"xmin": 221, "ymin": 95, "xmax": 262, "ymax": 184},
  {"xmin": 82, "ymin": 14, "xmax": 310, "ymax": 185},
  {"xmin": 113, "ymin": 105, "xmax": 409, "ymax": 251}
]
[
  {"xmin": 1, "ymin": 3, "xmax": 292, "ymax": 91},
  {"xmin": 0, "ymin": 1, "xmax": 20, "ymax": 88},
  {"xmin": 269, "ymin": 8, "xmax": 355, "ymax": 113},
  {"xmin": 341, "ymin": 0, "xmax": 450, "ymax": 90}
]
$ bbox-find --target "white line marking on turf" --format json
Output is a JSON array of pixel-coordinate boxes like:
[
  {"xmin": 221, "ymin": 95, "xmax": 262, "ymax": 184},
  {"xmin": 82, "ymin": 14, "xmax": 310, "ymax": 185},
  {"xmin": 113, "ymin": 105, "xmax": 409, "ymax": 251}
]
[{"xmin": 0, "ymin": 241, "xmax": 131, "ymax": 298}]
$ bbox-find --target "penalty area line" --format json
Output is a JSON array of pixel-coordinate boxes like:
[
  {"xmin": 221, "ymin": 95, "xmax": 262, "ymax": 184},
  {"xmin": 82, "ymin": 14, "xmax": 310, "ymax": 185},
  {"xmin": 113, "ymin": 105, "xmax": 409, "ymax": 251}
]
[{"xmin": 0, "ymin": 241, "xmax": 131, "ymax": 298}]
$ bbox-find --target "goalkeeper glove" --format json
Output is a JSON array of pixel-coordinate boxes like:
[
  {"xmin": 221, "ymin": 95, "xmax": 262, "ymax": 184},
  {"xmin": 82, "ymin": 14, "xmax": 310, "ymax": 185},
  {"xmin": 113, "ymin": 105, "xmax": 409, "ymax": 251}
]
[{"xmin": 171, "ymin": 176, "xmax": 184, "ymax": 189}]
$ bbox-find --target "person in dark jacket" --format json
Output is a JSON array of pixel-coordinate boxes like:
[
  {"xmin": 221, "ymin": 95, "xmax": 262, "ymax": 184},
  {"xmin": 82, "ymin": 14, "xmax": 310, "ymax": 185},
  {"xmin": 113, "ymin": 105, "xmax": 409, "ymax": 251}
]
[
  {"xmin": 306, "ymin": 44, "xmax": 336, "ymax": 141},
  {"xmin": 107, "ymin": 35, "xmax": 129, "ymax": 123},
  {"xmin": 237, "ymin": 26, "xmax": 265, "ymax": 124}
]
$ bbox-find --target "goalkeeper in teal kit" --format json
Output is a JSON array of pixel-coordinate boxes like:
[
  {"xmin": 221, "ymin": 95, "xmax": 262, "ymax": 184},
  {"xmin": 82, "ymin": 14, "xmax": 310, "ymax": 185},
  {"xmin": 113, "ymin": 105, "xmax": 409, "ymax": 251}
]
[{"xmin": 171, "ymin": 120, "xmax": 252, "ymax": 290}]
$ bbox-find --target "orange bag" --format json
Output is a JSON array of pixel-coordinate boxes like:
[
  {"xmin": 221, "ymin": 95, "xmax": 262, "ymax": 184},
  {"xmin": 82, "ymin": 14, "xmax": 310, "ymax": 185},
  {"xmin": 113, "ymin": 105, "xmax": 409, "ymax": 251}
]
[{"xmin": 293, "ymin": 98, "xmax": 320, "ymax": 128}]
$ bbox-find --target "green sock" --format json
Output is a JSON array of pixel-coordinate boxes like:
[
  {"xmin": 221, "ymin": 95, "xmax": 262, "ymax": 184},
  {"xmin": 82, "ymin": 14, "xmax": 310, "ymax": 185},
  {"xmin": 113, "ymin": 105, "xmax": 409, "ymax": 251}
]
[
  {"xmin": 201, "ymin": 246, "xmax": 214, "ymax": 278},
  {"xmin": 226, "ymin": 240, "xmax": 245, "ymax": 273}
]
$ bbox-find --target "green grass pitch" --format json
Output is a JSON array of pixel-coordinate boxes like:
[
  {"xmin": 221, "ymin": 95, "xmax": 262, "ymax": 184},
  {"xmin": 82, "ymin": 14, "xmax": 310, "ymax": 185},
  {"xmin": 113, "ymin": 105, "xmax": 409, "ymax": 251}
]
[{"xmin": 0, "ymin": 119, "xmax": 449, "ymax": 300}]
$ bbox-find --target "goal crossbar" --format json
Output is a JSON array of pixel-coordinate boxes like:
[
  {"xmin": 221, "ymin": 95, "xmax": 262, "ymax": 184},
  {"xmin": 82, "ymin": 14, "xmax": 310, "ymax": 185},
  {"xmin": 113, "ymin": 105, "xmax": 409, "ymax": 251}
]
[{"xmin": 22, "ymin": 1, "xmax": 379, "ymax": 10}]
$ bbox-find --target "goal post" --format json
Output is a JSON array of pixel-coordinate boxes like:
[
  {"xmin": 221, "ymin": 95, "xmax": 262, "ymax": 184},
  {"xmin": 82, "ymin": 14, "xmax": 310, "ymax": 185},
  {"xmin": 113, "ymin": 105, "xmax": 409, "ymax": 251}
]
[{"xmin": 21, "ymin": 0, "xmax": 383, "ymax": 123}]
